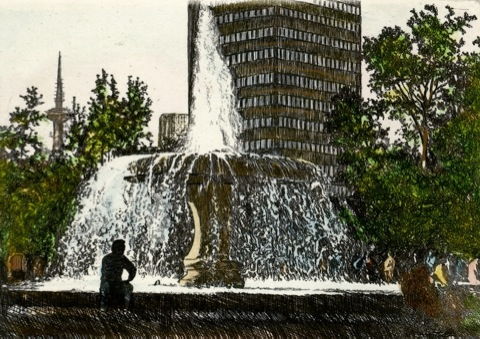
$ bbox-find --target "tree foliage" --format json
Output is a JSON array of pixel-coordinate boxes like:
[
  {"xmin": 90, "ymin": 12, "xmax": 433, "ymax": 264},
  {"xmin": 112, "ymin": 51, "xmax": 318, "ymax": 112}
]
[
  {"xmin": 329, "ymin": 89, "xmax": 441, "ymax": 251},
  {"xmin": 0, "ymin": 71, "xmax": 154, "ymax": 268},
  {"xmin": 331, "ymin": 5, "xmax": 480, "ymax": 258},
  {"xmin": 67, "ymin": 70, "xmax": 153, "ymax": 176},
  {"xmin": 363, "ymin": 5, "xmax": 477, "ymax": 169},
  {"xmin": 325, "ymin": 88, "xmax": 389, "ymax": 186},
  {"xmin": 430, "ymin": 58, "xmax": 480, "ymax": 257},
  {"xmin": 0, "ymin": 159, "xmax": 81, "ymax": 261},
  {"xmin": 0, "ymin": 87, "xmax": 45, "ymax": 163}
]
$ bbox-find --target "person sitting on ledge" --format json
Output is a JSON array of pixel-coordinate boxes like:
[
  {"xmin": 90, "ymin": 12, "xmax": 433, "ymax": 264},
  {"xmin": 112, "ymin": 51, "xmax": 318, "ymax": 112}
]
[{"xmin": 100, "ymin": 239, "xmax": 136, "ymax": 310}]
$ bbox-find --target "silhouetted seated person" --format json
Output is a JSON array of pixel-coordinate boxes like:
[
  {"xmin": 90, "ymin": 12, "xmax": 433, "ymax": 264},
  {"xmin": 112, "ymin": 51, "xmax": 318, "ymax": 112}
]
[{"xmin": 100, "ymin": 239, "xmax": 136, "ymax": 310}]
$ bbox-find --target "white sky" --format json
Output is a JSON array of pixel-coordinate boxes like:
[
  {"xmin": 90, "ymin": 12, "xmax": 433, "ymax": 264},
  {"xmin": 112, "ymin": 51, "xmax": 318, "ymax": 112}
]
[{"xmin": 1, "ymin": 0, "xmax": 479, "ymax": 147}]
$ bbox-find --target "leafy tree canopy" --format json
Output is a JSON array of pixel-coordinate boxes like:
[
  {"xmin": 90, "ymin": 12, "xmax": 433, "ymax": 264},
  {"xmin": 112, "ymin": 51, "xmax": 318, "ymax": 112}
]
[
  {"xmin": 0, "ymin": 87, "xmax": 46, "ymax": 163},
  {"xmin": 0, "ymin": 71, "xmax": 155, "ymax": 266},
  {"xmin": 66, "ymin": 70, "xmax": 153, "ymax": 176},
  {"xmin": 363, "ymin": 4, "xmax": 477, "ymax": 169},
  {"xmin": 330, "ymin": 5, "xmax": 480, "ymax": 258}
]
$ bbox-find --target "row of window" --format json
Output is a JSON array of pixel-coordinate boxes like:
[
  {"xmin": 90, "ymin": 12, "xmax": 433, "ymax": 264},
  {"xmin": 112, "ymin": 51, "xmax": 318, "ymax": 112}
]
[
  {"xmin": 277, "ymin": 27, "xmax": 359, "ymax": 51},
  {"xmin": 219, "ymin": 27, "xmax": 274, "ymax": 44},
  {"xmin": 219, "ymin": 27, "xmax": 360, "ymax": 53},
  {"xmin": 278, "ymin": 73, "xmax": 344, "ymax": 92},
  {"xmin": 215, "ymin": 4, "xmax": 360, "ymax": 32},
  {"xmin": 243, "ymin": 116, "xmax": 325, "ymax": 133},
  {"xmin": 277, "ymin": 48, "xmax": 359, "ymax": 71},
  {"xmin": 238, "ymin": 95, "xmax": 333, "ymax": 111},
  {"xmin": 236, "ymin": 73, "xmax": 347, "ymax": 93},
  {"xmin": 243, "ymin": 139, "xmax": 338, "ymax": 155},
  {"xmin": 236, "ymin": 73, "xmax": 275, "ymax": 87},
  {"xmin": 278, "ymin": 6, "xmax": 359, "ymax": 32},
  {"xmin": 321, "ymin": 0, "xmax": 360, "ymax": 15},
  {"xmin": 216, "ymin": 7, "xmax": 275, "ymax": 25},
  {"xmin": 226, "ymin": 48, "xmax": 359, "ymax": 73}
]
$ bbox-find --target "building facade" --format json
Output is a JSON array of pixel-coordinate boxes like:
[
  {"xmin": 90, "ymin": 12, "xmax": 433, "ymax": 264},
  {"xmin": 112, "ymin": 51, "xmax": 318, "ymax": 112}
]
[
  {"xmin": 188, "ymin": 1, "xmax": 361, "ymax": 192},
  {"xmin": 158, "ymin": 113, "xmax": 189, "ymax": 150}
]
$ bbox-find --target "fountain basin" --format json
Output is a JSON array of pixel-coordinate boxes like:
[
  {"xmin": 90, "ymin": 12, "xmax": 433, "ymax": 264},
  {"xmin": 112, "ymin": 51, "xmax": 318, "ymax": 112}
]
[{"xmin": 1, "ymin": 283, "xmax": 451, "ymax": 337}]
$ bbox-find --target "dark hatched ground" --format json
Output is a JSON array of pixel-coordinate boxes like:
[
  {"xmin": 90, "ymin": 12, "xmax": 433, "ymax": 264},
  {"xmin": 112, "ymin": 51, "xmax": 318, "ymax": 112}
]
[{"xmin": 0, "ymin": 289, "xmax": 450, "ymax": 337}]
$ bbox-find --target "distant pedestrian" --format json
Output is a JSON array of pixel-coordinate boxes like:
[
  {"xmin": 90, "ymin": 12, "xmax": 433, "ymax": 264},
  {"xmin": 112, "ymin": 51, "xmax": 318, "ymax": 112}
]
[
  {"xmin": 100, "ymin": 239, "xmax": 136, "ymax": 310},
  {"xmin": 425, "ymin": 250, "xmax": 436, "ymax": 274},
  {"xmin": 365, "ymin": 255, "xmax": 379, "ymax": 283},
  {"xmin": 383, "ymin": 253, "xmax": 395, "ymax": 282},
  {"xmin": 447, "ymin": 255, "xmax": 467, "ymax": 284},
  {"xmin": 454, "ymin": 258, "xmax": 468, "ymax": 283},
  {"xmin": 432, "ymin": 262, "xmax": 448, "ymax": 287},
  {"xmin": 468, "ymin": 259, "xmax": 480, "ymax": 285},
  {"xmin": 352, "ymin": 253, "xmax": 366, "ymax": 280}
]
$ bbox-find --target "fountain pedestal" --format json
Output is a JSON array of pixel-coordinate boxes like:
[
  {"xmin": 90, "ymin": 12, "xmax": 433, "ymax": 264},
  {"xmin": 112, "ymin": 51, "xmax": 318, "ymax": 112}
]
[{"xmin": 179, "ymin": 157, "xmax": 244, "ymax": 288}]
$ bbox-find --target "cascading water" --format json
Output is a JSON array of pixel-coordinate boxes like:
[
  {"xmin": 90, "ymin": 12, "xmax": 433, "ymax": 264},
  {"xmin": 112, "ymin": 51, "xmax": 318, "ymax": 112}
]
[
  {"xmin": 53, "ymin": 7, "xmax": 356, "ymax": 283},
  {"xmin": 55, "ymin": 152, "xmax": 352, "ymax": 281},
  {"xmin": 55, "ymin": 154, "xmax": 190, "ymax": 277}
]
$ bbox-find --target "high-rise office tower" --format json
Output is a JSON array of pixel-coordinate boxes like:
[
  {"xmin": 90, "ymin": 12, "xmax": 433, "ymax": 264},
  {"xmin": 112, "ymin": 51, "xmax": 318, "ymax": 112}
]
[{"xmin": 188, "ymin": 1, "xmax": 361, "ymax": 193}]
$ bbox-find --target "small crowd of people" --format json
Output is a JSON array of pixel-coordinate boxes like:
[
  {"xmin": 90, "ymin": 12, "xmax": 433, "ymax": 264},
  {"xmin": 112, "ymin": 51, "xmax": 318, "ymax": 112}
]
[
  {"xmin": 4, "ymin": 239, "xmax": 479, "ymax": 311},
  {"xmin": 351, "ymin": 248, "xmax": 396, "ymax": 283},
  {"xmin": 351, "ymin": 247, "xmax": 480, "ymax": 287},
  {"xmin": 425, "ymin": 251, "xmax": 480, "ymax": 287},
  {"xmin": 1, "ymin": 254, "xmax": 46, "ymax": 282}
]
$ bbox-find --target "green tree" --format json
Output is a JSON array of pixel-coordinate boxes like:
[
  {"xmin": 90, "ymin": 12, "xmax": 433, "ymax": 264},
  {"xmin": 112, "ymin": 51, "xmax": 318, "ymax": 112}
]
[
  {"xmin": 326, "ymin": 88, "xmax": 389, "ymax": 186},
  {"xmin": 0, "ymin": 87, "xmax": 45, "ymax": 162},
  {"xmin": 363, "ymin": 5, "xmax": 477, "ymax": 169},
  {"xmin": 1, "ymin": 160, "xmax": 80, "ymax": 261},
  {"xmin": 81, "ymin": 70, "xmax": 121, "ymax": 167},
  {"xmin": 64, "ymin": 96, "xmax": 87, "ymax": 160},
  {"xmin": 329, "ymin": 5, "xmax": 480, "ymax": 257},
  {"xmin": 328, "ymin": 89, "xmax": 440, "ymax": 250},
  {"xmin": 70, "ymin": 70, "xmax": 153, "ymax": 176},
  {"xmin": 117, "ymin": 76, "xmax": 153, "ymax": 154},
  {"xmin": 0, "ymin": 71, "xmax": 155, "ymax": 269},
  {"xmin": 430, "ymin": 58, "xmax": 480, "ymax": 258}
]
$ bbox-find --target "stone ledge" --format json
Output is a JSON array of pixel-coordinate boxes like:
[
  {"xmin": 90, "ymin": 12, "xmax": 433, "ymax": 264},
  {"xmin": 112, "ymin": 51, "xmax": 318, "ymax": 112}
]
[{"xmin": 0, "ymin": 289, "xmax": 449, "ymax": 336}]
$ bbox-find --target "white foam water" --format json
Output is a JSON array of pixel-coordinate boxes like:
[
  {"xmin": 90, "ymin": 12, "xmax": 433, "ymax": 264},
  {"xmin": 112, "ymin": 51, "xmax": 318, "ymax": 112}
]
[
  {"xmin": 183, "ymin": 6, "xmax": 242, "ymax": 153},
  {"xmin": 33, "ymin": 275, "xmax": 401, "ymax": 295},
  {"xmin": 54, "ymin": 154, "xmax": 189, "ymax": 277},
  {"xmin": 54, "ymin": 151, "xmax": 354, "ymax": 281}
]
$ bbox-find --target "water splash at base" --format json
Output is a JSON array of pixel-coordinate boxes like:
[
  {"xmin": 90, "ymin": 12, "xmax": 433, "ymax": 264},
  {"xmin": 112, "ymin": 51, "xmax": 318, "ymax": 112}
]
[{"xmin": 54, "ymin": 152, "xmax": 357, "ymax": 282}]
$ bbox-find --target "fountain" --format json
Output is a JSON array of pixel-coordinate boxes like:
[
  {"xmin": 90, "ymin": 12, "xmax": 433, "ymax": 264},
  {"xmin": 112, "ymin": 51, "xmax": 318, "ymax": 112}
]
[
  {"xmin": 5, "ymin": 6, "xmax": 447, "ymax": 337},
  {"xmin": 53, "ymin": 6, "xmax": 354, "ymax": 288},
  {"xmin": 1, "ymin": 5, "xmax": 459, "ymax": 337}
]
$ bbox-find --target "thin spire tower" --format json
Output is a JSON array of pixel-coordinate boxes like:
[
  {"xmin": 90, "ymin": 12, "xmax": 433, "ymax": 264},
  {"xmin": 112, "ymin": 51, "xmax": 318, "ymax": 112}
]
[
  {"xmin": 55, "ymin": 51, "xmax": 64, "ymax": 110},
  {"xmin": 47, "ymin": 51, "xmax": 71, "ymax": 152}
]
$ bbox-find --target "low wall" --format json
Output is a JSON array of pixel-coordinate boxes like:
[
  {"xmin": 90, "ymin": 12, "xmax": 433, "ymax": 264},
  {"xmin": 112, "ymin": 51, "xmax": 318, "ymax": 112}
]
[{"xmin": 0, "ymin": 288, "xmax": 449, "ymax": 336}]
